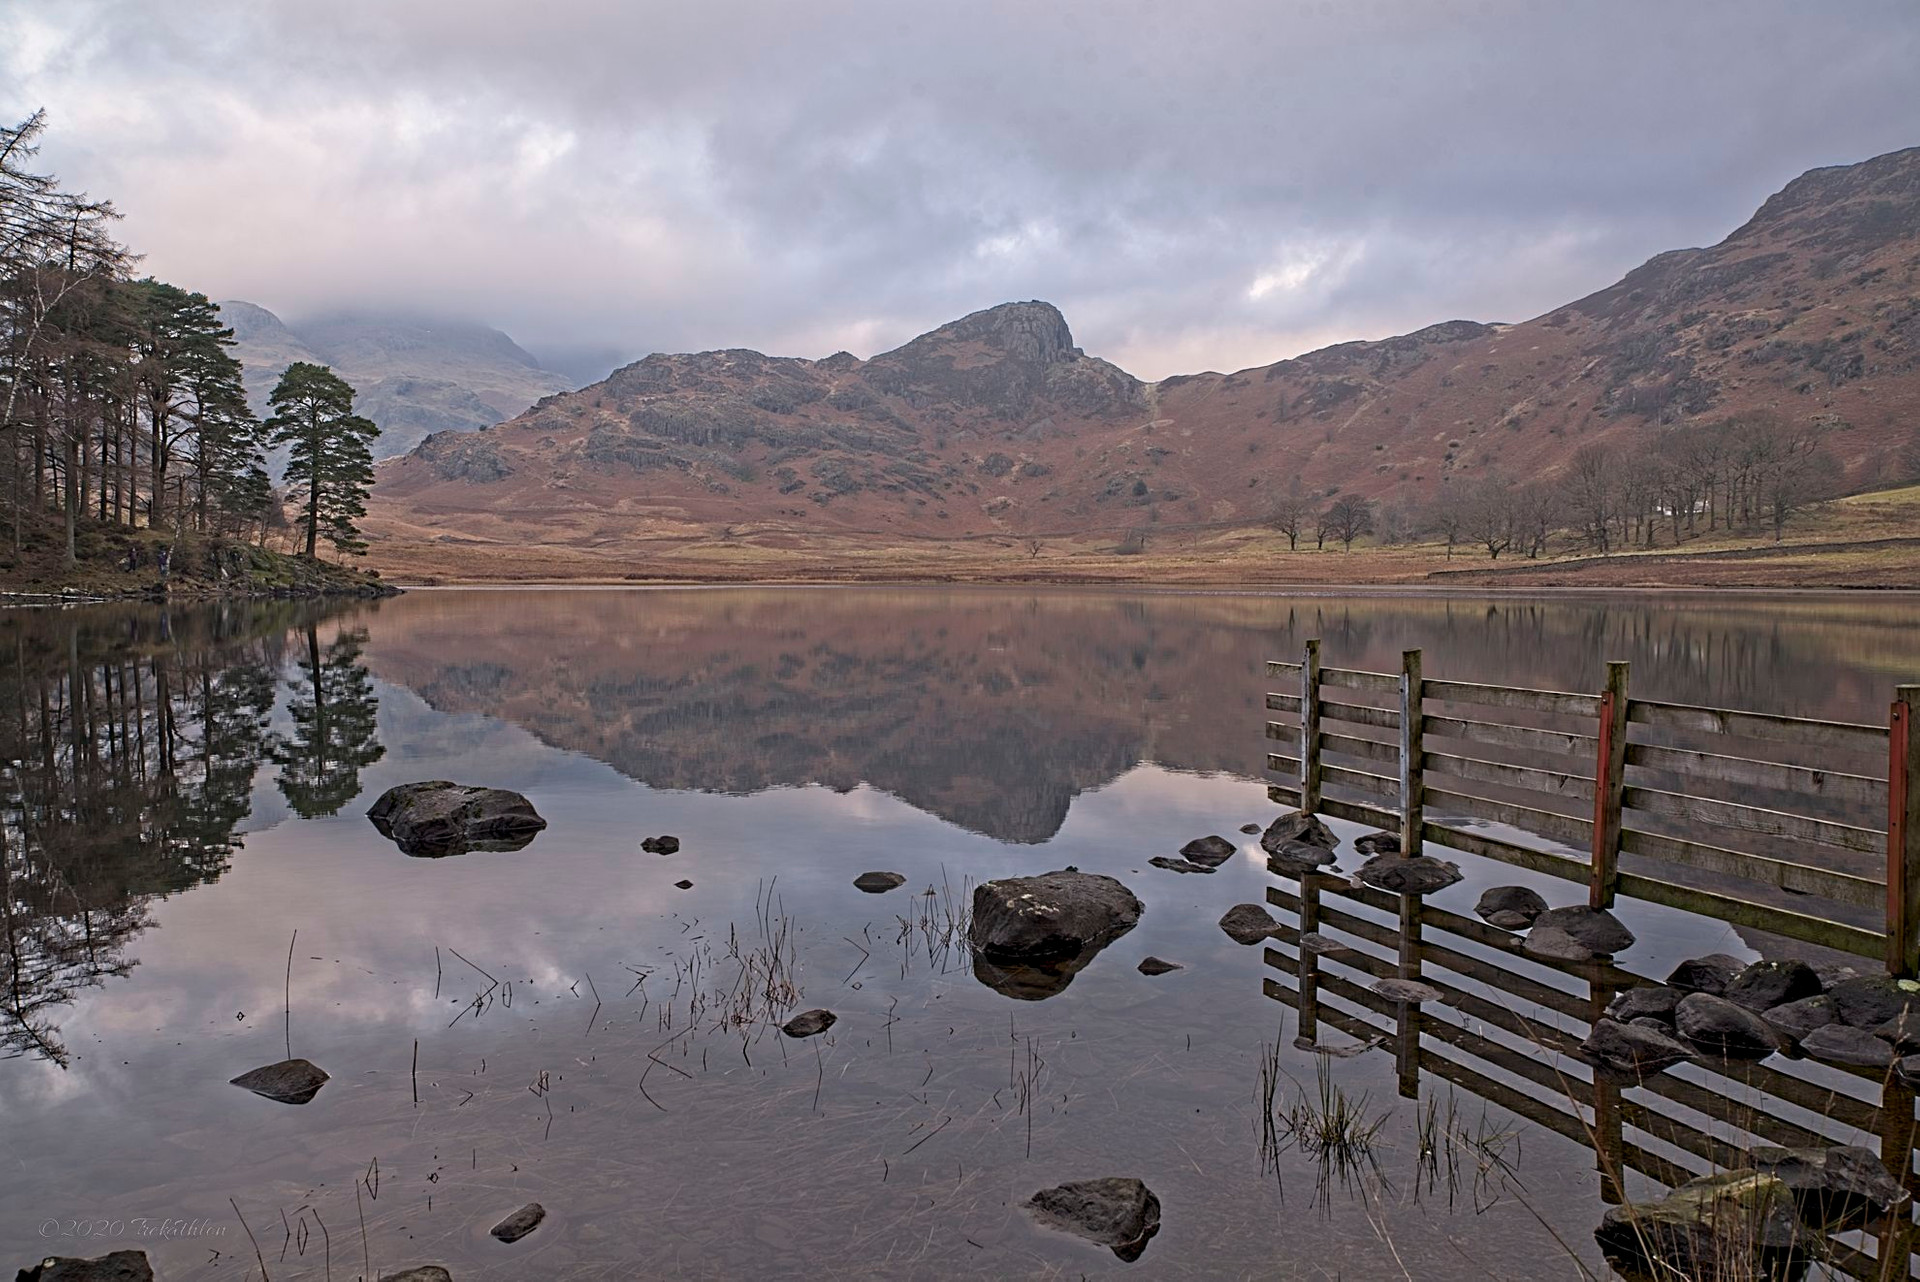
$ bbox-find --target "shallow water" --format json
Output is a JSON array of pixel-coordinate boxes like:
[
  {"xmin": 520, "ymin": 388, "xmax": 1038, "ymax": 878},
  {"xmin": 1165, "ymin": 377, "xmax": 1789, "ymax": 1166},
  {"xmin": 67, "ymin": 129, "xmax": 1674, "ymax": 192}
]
[{"xmin": 2, "ymin": 587, "xmax": 1918, "ymax": 1280}]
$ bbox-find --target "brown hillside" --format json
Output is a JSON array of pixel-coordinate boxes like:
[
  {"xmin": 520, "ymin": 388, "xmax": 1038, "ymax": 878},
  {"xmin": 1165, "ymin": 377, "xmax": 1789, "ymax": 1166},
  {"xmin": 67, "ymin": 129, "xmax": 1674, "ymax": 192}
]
[{"xmin": 368, "ymin": 146, "xmax": 1920, "ymax": 563}]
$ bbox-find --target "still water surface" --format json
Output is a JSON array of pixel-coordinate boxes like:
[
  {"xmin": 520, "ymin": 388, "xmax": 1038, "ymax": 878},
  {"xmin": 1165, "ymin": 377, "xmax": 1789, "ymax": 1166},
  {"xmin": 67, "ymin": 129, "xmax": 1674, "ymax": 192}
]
[{"xmin": 2, "ymin": 588, "xmax": 1917, "ymax": 1279}]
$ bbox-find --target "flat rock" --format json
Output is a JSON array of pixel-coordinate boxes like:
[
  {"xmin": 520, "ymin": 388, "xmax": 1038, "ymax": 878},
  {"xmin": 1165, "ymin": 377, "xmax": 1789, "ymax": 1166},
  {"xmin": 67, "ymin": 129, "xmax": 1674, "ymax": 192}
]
[
  {"xmin": 1297, "ymin": 931, "xmax": 1341, "ymax": 954},
  {"xmin": 1218, "ymin": 903, "xmax": 1280, "ymax": 945},
  {"xmin": 1595, "ymin": 1172, "xmax": 1812, "ymax": 1279},
  {"xmin": 1260, "ymin": 811, "xmax": 1336, "ymax": 854},
  {"xmin": 1580, "ymin": 1018, "xmax": 1693, "ymax": 1076},
  {"xmin": 1900, "ymin": 1053, "xmax": 1920, "ymax": 1087},
  {"xmin": 1763, "ymin": 995, "xmax": 1839, "ymax": 1043},
  {"xmin": 1724, "ymin": 959, "xmax": 1821, "ymax": 1011},
  {"xmin": 969, "ymin": 870, "xmax": 1142, "ymax": 961},
  {"xmin": 673, "ymin": 879, "xmax": 693, "ymax": 889},
  {"xmin": 853, "ymin": 871, "xmax": 906, "ymax": 893},
  {"xmin": 1666, "ymin": 953, "xmax": 1746, "ymax": 996},
  {"xmin": 1265, "ymin": 839, "xmax": 1338, "ymax": 876},
  {"xmin": 1676, "ymin": 993, "xmax": 1780, "ymax": 1059},
  {"xmin": 380, "ymin": 1270, "xmax": 454, "ymax": 1282},
  {"xmin": 489, "ymin": 1202, "xmax": 545, "ymax": 1244},
  {"xmin": 1023, "ymin": 1177, "xmax": 1161, "ymax": 1262},
  {"xmin": 1828, "ymin": 974, "xmax": 1920, "ymax": 1028},
  {"xmin": 1878, "ymin": 1010, "xmax": 1920, "ymax": 1051},
  {"xmin": 229, "ymin": 1058, "xmax": 330, "ymax": 1105},
  {"xmin": 1137, "ymin": 956, "xmax": 1182, "ymax": 975},
  {"xmin": 1606, "ymin": 985, "xmax": 1681, "ymax": 1025},
  {"xmin": 15, "ymin": 1253, "xmax": 153, "ymax": 1282},
  {"xmin": 1475, "ymin": 885, "xmax": 1547, "ymax": 931},
  {"xmin": 1799, "ymin": 1022, "xmax": 1894, "ymax": 1068},
  {"xmin": 368, "ymin": 782, "xmax": 546, "ymax": 857},
  {"xmin": 1371, "ymin": 977, "xmax": 1444, "ymax": 1004},
  {"xmin": 1148, "ymin": 856, "xmax": 1215, "ymax": 875},
  {"xmin": 1239, "ymin": 823, "xmax": 1261, "ymax": 835},
  {"xmin": 1750, "ymin": 1144, "xmax": 1908, "ymax": 1228},
  {"xmin": 1179, "ymin": 835, "xmax": 1237, "ymax": 867},
  {"xmin": 1532, "ymin": 906, "xmax": 1634, "ymax": 955},
  {"xmin": 781, "ymin": 1009, "xmax": 836, "ymax": 1038},
  {"xmin": 1352, "ymin": 831, "xmax": 1400, "ymax": 856},
  {"xmin": 641, "ymin": 835, "xmax": 680, "ymax": 855},
  {"xmin": 1355, "ymin": 853, "xmax": 1461, "ymax": 896},
  {"xmin": 1522, "ymin": 926, "xmax": 1595, "ymax": 963}
]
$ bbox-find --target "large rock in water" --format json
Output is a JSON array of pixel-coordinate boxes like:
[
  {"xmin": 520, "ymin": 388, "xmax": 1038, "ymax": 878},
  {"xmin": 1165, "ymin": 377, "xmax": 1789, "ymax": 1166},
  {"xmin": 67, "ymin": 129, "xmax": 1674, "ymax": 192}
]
[
  {"xmin": 14, "ymin": 1253, "xmax": 153, "ymax": 1282},
  {"xmin": 1750, "ymin": 1144, "xmax": 1908, "ymax": 1228},
  {"xmin": 1666, "ymin": 953, "xmax": 1747, "ymax": 996},
  {"xmin": 1023, "ymin": 1177, "xmax": 1161, "ymax": 1262},
  {"xmin": 1356, "ymin": 853, "xmax": 1461, "ymax": 896},
  {"xmin": 1219, "ymin": 903, "xmax": 1281, "ymax": 945},
  {"xmin": 1178, "ymin": 835, "xmax": 1237, "ymax": 867},
  {"xmin": 489, "ymin": 1202, "xmax": 545, "ymax": 1244},
  {"xmin": 1475, "ymin": 885, "xmax": 1547, "ymax": 931},
  {"xmin": 1799, "ymin": 1023, "xmax": 1894, "ymax": 1068},
  {"xmin": 1763, "ymin": 995, "xmax": 1838, "ymax": 1044},
  {"xmin": 229, "ymin": 1058, "xmax": 330, "ymax": 1105},
  {"xmin": 969, "ymin": 871, "xmax": 1141, "ymax": 960},
  {"xmin": 1260, "ymin": 811, "xmax": 1336, "ymax": 854},
  {"xmin": 1531, "ymin": 906, "xmax": 1634, "ymax": 955},
  {"xmin": 1675, "ymin": 993, "xmax": 1781, "ymax": 1058},
  {"xmin": 1580, "ymin": 1018, "xmax": 1693, "ymax": 1076},
  {"xmin": 1723, "ymin": 959, "xmax": 1822, "ymax": 1011},
  {"xmin": 1606, "ymin": 985, "xmax": 1681, "ymax": 1025},
  {"xmin": 1828, "ymin": 974, "xmax": 1920, "ymax": 1028},
  {"xmin": 1594, "ymin": 1171, "xmax": 1813, "ymax": 1280},
  {"xmin": 367, "ymin": 782, "xmax": 547, "ymax": 856}
]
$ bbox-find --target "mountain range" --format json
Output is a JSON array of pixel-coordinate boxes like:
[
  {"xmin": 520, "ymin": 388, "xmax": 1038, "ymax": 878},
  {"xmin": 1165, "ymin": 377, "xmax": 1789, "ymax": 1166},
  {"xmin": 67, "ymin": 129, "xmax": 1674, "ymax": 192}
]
[
  {"xmin": 220, "ymin": 302, "xmax": 577, "ymax": 460},
  {"xmin": 368, "ymin": 145, "xmax": 1920, "ymax": 557}
]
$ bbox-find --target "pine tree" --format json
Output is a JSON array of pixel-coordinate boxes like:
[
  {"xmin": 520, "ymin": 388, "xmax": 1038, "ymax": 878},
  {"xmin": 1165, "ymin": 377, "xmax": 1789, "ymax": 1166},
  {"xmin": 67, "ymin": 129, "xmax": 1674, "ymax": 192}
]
[{"xmin": 264, "ymin": 362, "xmax": 378, "ymax": 558}]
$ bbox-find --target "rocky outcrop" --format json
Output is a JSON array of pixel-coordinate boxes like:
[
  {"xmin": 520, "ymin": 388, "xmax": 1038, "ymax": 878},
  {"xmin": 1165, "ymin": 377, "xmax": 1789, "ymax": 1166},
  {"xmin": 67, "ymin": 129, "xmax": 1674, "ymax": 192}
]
[
  {"xmin": 367, "ymin": 781, "xmax": 547, "ymax": 856},
  {"xmin": 968, "ymin": 870, "xmax": 1142, "ymax": 960}
]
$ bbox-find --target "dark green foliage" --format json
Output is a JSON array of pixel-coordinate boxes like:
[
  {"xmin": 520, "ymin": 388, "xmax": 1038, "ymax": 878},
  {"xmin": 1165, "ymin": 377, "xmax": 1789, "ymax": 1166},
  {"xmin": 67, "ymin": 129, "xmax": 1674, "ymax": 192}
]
[
  {"xmin": 265, "ymin": 362, "xmax": 379, "ymax": 557},
  {"xmin": 271, "ymin": 625, "xmax": 385, "ymax": 817}
]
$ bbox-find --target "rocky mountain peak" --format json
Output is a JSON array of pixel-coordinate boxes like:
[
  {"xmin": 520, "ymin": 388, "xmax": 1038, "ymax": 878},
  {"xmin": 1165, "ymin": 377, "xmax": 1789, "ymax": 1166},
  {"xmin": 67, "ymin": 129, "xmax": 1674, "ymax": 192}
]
[{"xmin": 878, "ymin": 300, "xmax": 1079, "ymax": 367}]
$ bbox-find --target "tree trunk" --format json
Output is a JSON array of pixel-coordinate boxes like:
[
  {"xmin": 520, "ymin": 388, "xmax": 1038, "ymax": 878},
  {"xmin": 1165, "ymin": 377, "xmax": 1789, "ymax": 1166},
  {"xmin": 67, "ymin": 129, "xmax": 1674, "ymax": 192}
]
[{"xmin": 61, "ymin": 437, "xmax": 77, "ymax": 568}]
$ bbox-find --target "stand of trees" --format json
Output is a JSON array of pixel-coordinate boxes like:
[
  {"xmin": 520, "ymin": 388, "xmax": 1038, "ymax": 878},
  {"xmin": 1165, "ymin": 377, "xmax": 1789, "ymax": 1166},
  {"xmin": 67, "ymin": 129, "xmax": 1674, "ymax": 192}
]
[{"xmin": 1, "ymin": 112, "xmax": 378, "ymax": 570}]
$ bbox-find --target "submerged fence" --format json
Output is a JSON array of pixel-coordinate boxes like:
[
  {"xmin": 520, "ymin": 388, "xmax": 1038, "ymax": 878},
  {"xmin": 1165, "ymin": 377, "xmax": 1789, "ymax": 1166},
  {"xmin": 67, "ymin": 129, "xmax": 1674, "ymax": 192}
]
[{"xmin": 1264, "ymin": 640, "xmax": 1919, "ymax": 971}]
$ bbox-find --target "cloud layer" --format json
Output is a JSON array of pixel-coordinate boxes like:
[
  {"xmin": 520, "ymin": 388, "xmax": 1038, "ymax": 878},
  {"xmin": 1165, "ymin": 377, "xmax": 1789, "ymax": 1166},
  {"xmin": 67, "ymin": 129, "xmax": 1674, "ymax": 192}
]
[{"xmin": 5, "ymin": 1, "xmax": 1917, "ymax": 379}]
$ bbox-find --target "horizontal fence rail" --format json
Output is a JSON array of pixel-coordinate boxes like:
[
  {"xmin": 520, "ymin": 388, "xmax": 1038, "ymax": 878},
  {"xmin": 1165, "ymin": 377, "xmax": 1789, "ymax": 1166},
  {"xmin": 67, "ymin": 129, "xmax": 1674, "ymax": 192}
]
[{"xmin": 1265, "ymin": 641, "xmax": 1916, "ymax": 971}]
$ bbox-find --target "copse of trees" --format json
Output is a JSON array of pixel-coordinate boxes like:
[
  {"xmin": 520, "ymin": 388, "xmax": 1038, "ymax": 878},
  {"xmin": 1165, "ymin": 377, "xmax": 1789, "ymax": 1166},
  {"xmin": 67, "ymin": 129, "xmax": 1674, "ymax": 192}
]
[{"xmin": 0, "ymin": 111, "xmax": 377, "ymax": 570}]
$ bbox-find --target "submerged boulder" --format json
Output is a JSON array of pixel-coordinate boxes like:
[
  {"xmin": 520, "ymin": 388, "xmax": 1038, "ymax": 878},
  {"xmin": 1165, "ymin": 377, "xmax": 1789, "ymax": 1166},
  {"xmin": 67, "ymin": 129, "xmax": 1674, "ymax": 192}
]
[
  {"xmin": 1218, "ymin": 903, "xmax": 1281, "ymax": 945},
  {"xmin": 853, "ymin": 871, "xmax": 906, "ymax": 893},
  {"xmin": 1676, "ymin": 993, "xmax": 1781, "ymax": 1059},
  {"xmin": 368, "ymin": 782, "xmax": 547, "ymax": 857},
  {"xmin": 1580, "ymin": 1018, "xmax": 1694, "ymax": 1077},
  {"xmin": 1724, "ymin": 959, "xmax": 1822, "ymax": 1012},
  {"xmin": 489, "ymin": 1202, "xmax": 545, "ymax": 1244},
  {"xmin": 1137, "ymin": 956, "xmax": 1183, "ymax": 975},
  {"xmin": 229, "ymin": 1058, "xmax": 330, "ymax": 1105},
  {"xmin": 1666, "ymin": 953, "xmax": 1747, "ymax": 996},
  {"xmin": 1594, "ymin": 1171, "xmax": 1813, "ymax": 1280},
  {"xmin": 1475, "ymin": 885, "xmax": 1548, "ymax": 931},
  {"xmin": 1763, "ymin": 995, "xmax": 1839, "ymax": 1044},
  {"xmin": 1799, "ymin": 1023, "xmax": 1894, "ymax": 1068},
  {"xmin": 1148, "ymin": 856, "xmax": 1215, "ymax": 875},
  {"xmin": 1023, "ymin": 1177, "xmax": 1161, "ymax": 1262},
  {"xmin": 1355, "ymin": 853, "xmax": 1462, "ymax": 896},
  {"xmin": 1750, "ymin": 1145, "xmax": 1908, "ymax": 1228},
  {"xmin": 1179, "ymin": 835, "xmax": 1237, "ymax": 867},
  {"xmin": 781, "ymin": 1009, "xmax": 836, "ymax": 1038},
  {"xmin": 1531, "ymin": 906, "xmax": 1634, "ymax": 955},
  {"xmin": 15, "ymin": 1252, "xmax": 153, "ymax": 1282},
  {"xmin": 1371, "ymin": 977, "xmax": 1444, "ymax": 1004},
  {"xmin": 1606, "ymin": 985, "xmax": 1681, "ymax": 1025},
  {"xmin": 1260, "ymin": 812, "xmax": 1336, "ymax": 854},
  {"xmin": 969, "ymin": 871, "xmax": 1142, "ymax": 960}
]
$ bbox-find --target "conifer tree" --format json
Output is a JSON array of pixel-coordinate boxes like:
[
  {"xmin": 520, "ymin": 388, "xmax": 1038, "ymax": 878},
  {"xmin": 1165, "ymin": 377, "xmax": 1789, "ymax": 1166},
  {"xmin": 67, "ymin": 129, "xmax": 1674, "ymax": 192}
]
[{"xmin": 264, "ymin": 362, "xmax": 378, "ymax": 557}]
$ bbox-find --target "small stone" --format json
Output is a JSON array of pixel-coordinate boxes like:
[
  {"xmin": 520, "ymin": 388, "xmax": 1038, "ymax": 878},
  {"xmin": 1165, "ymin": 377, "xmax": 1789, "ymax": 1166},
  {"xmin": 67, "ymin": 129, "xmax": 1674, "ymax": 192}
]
[
  {"xmin": 1676, "ymin": 993, "xmax": 1781, "ymax": 1058},
  {"xmin": 1137, "ymin": 957, "xmax": 1182, "ymax": 975},
  {"xmin": 1581, "ymin": 1018, "xmax": 1693, "ymax": 1076},
  {"xmin": 1475, "ymin": 885, "xmax": 1548, "ymax": 931},
  {"xmin": 1355, "ymin": 853, "xmax": 1462, "ymax": 896},
  {"xmin": 1148, "ymin": 856, "xmax": 1215, "ymax": 875},
  {"xmin": 853, "ymin": 871, "xmax": 906, "ymax": 893},
  {"xmin": 1372, "ymin": 977, "xmax": 1444, "ymax": 1004},
  {"xmin": 380, "ymin": 1270, "xmax": 454, "ymax": 1282},
  {"xmin": 781, "ymin": 1009, "xmax": 836, "ymax": 1038},
  {"xmin": 641, "ymin": 835, "xmax": 680, "ymax": 855},
  {"xmin": 1266, "ymin": 839, "xmax": 1338, "ymax": 877},
  {"xmin": 1799, "ymin": 1023, "xmax": 1894, "ymax": 1068},
  {"xmin": 673, "ymin": 879, "xmax": 693, "ymax": 889},
  {"xmin": 14, "ymin": 1252, "xmax": 154, "ymax": 1282},
  {"xmin": 1260, "ymin": 811, "xmax": 1336, "ymax": 854},
  {"xmin": 1023, "ymin": 1177, "xmax": 1161, "ymax": 1262},
  {"xmin": 1763, "ymin": 995, "xmax": 1838, "ymax": 1044},
  {"xmin": 1724, "ymin": 959, "xmax": 1822, "ymax": 1011},
  {"xmin": 1666, "ymin": 953, "xmax": 1746, "ymax": 996},
  {"xmin": 1219, "ymin": 903, "xmax": 1280, "ymax": 945},
  {"xmin": 229, "ymin": 1058, "xmax": 330, "ymax": 1105},
  {"xmin": 1353, "ymin": 831, "xmax": 1400, "ymax": 856},
  {"xmin": 1606, "ymin": 986, "xmax": 1681, "ymax": 1025},
  {"xmin": 1523, "ymin": 926, "xmax": 1595, "ymax": 962},
  {"xmin": 1532, "ymin": 906, "xmax": 1635, "ymax": 955},
  {"xmin": 1179, "ymin": 835, "xmax": 1237, "ymax": 867},
  {"xmin": 1239, "ymin": 823, "xmax": 1261, "ymax": 835},
  {"xmin": 489, "ymin": 1202, "xmax": 545, "ymax": 1244},
  {"xmin": 1297, "ymin": 932, "xmax": 1340, "ymax": 954}
]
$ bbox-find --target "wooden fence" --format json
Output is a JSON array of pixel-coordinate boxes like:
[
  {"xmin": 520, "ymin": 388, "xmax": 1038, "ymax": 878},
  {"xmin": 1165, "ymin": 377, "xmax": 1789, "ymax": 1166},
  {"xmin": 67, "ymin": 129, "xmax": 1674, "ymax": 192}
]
[
  {"xmin": 1260, "ymin": 870, "xmax": 1919, "ymax": 1279},
  {"xmin": 1265, "ymin": 640, "xmax": 1920, "ymax": 971}
]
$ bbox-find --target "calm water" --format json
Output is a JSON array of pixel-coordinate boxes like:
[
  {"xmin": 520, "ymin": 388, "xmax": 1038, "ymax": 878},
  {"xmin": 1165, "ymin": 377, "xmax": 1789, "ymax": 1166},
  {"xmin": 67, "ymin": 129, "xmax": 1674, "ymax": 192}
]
[{"xmin": 3, "ymin": 587, "xmax": 1918, "ymax": 1280}]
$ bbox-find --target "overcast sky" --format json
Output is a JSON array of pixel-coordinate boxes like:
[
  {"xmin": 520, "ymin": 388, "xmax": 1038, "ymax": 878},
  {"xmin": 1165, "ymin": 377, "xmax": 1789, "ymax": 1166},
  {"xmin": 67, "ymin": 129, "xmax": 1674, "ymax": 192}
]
[{"xmin": 5, "ymin": 1, "xmax": 1918, "ymax": 382}]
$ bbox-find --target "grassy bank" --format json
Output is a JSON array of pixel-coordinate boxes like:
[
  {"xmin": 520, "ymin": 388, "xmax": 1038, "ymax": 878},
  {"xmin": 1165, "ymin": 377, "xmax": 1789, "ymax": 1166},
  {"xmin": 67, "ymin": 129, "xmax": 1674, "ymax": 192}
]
[{"xmin": 0, "ymin": 521, "xmax": 396, "ymax": 601}]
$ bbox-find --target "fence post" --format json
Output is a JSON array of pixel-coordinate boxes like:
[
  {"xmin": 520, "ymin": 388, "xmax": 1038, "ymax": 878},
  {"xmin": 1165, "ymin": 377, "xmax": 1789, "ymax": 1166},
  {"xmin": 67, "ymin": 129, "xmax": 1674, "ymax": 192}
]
[
  {"xmin": 1300, "ymin": 638, "xmax": 1323, "ymax": 816},
  {"xmin": 1887, "ymin": 686, "xmax": 1920, "ymax": 977},
  {"xmin": 1589, "ymin": 661, "xmax": 1630, "ymax": 910},
  {"xmin": 1400, "ymin": 648, "xmax": 1423, "ymax": 854}
]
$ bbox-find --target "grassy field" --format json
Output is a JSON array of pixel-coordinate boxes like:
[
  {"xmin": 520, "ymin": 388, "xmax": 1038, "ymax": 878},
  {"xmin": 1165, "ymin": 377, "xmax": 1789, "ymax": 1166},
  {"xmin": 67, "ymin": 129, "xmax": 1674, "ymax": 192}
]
[{"xmin": 362, "ymin": 487, "xmax": 1920, "ymax": 590}]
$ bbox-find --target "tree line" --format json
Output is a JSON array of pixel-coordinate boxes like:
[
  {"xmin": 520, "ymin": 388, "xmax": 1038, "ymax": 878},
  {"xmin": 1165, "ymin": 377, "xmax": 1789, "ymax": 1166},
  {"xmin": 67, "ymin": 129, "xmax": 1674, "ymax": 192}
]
[
  {"xmin": 1, "ymin": 111, "xmax": 379, "ymax": 571},
  {"xmin": 1267, "ymin": 411, "xmax": 1845, "ymax": 559}
]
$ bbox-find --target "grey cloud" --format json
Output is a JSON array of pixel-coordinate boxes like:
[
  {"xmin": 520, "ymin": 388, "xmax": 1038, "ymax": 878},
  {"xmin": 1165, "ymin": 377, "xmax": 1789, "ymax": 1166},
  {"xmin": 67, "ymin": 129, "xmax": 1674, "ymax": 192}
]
[{"xmin": 4, "ymin": 0, "xmax": 1917, "ymax": 379}]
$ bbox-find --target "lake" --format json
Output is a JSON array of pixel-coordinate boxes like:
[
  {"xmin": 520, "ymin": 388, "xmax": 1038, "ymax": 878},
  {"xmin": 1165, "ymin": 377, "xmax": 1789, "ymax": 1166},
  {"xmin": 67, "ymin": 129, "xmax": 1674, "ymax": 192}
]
[{"xmin": 4, "ymin": 587, "xmax": 1918, "ymax": 1280}]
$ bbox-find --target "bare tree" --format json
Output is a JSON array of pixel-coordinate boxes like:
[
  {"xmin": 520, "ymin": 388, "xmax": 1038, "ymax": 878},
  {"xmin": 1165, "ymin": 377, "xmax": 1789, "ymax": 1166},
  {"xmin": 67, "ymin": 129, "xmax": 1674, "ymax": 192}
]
[
  {"xmin": 1324, "ymin": 494, "xmax": 1374, "ymax": 552},
  {"xmin": 1268, "ymin": 488, "xmax": 1310, "ymax": 551},
  {"xmin": 1559, "ymin": 443, "xmax": 1615, "ymax": 554},
  {"xmin": 1460, "ymin": 475, "xmax": 1514, "ymax": 560}
]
